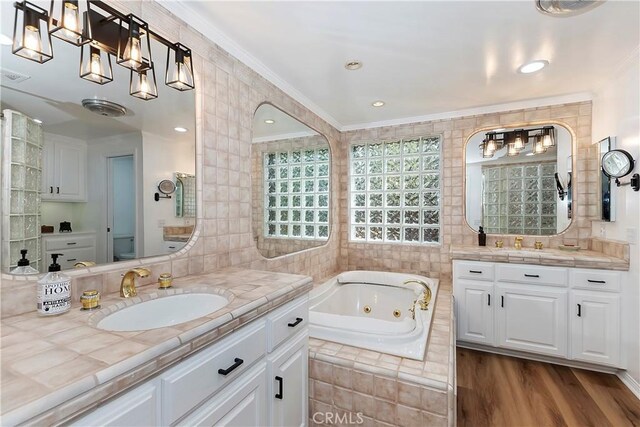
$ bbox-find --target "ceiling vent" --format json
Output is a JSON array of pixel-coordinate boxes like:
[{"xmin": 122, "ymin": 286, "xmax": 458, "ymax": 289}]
[
  {"xmin": 81, "ymin": 99, "xmax": 127, "ymax": 117},
  {"xmin": 1, "ymin": 69, "xmax": 31, "ymax": 84},
  {"xmin": 536, "ymin": 0, "xmax": 605, "ymax": 16}
]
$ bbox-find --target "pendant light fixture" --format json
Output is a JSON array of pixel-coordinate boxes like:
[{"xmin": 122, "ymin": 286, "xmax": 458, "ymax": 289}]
[
  {"xmin": 533, "ymin": 135, "xmax": 547, "ymax": 154},
  {"xmin": 507, "ymin": 143, "xmax": 519, "ymax": 156},
  {"xmin": 542, "ymin": 126, "xmax": 556, "ymax": 148},
  {"xmin": 513, "ymin": 129, "xmax": 526, "ymax": 151},
  {"xmin": 12, "ymin": 1, "xmax": 53, "ymax": 63},
  {"xmin": 49, "ymin": 0, "xmax": 91, "ymax": 46},
  {"xmin": 130, "ymin": 63, "xmax": 158, "ymax": 100},
  {"xmin": 80, "ymin": 44, "xmax": 112, "ymax": 84},
  {"xmin": 117, "ymin": 14, "xmax": 151, "ymax": 71},
  {"xmin": 165, "ymin": 42, "xmax": 195, "ymax": 91}
]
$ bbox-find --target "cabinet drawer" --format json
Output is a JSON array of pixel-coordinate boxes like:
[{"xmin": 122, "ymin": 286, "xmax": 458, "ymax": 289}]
[
  {"xmin": 570, "ymin": 269, "xmax": 621, "ymax": 292},
  {"xmin": 454, "ymin": 261, "xmax": 494, "ymax": 282},
  {"xmin": 161, "ymin": 320, "xmax": 266, "ymax": 425},
  {"xmin": 45, "ymin": 234, "xmax": 95, "ymax": 250},
  {"xmin": 164, "ymin": 241, "xmax": 185, "ymax": 253},
  {"xmin": 267, "ymin": 296, "xmax": 309, "ymax": 353},
  {"xmin": 496, "ymin": 264, "xmax": 568, "ymax": 287}
]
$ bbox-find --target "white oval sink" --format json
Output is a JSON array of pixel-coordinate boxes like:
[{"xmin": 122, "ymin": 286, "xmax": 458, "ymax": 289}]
[{"xmin": 96, "ymin": 293, "xmax": 229, "ymax": 332}]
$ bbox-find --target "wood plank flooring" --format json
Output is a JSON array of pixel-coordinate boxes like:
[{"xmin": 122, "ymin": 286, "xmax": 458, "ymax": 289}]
[{"xmin": 456, "ymin": 348, "xmax": 640, "ymax": 427}]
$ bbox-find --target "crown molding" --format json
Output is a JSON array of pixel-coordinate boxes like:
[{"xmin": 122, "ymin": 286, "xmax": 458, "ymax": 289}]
[{"xmin": 160, "ymin": 1, "xmax": 342, "ymax": 131}]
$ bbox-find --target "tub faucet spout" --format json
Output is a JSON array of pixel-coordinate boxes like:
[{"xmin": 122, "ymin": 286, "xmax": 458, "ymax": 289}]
[{"xmin": 404, "ymin": 279, "xmax": 432, "ymax": 310}]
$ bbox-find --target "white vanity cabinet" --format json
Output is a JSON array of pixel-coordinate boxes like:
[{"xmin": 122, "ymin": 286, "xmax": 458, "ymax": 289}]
[
  {"xmin": 41, "ymin": 139, "xmax": 87, "ymax": 202},
  {"xmin": 454, "ymin": 260, "xmax": 623, "ymax": 368},
  {"xmin": 41, "ymin": 232, "xmax": 96, "ymax": 270},
  {"xmin": 70, "ymin": 294, "xmax": 309, "ymax": 426}
]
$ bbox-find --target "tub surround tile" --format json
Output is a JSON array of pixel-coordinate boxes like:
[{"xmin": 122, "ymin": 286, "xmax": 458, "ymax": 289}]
[
  {"xmin": 449, "ymin": 244, "xmax": 629, "ymax": 270},
  {"xmin": 0, "ymin": 268, "xmax": 312, "ymax": 426}
]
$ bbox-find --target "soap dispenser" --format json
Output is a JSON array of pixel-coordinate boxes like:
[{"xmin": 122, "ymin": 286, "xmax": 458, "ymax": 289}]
[
  {"xmin": 37, "ymin": 253, "xmax": 71, "ymax": 316},
  {"xmin": 478, "ymin": 226, "xmax": 487, "ymax": 247},
  {"xmin": 10, "ymin": 249, "xmax": 39, "ymax": 275}
]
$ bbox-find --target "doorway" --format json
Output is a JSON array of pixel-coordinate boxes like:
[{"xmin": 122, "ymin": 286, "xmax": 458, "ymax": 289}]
[{"xmin": 107, "ymin": 155, "xmax": 136, "ymax": 262}]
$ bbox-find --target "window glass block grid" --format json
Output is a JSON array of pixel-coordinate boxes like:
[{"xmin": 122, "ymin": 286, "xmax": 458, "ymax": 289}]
[
  {"xmin": 263, "ymin": 147, "xmax": 330, "ymax": 240},
  {"xmin": 349, "ymin": 136, "xmax": 441, "ymax": 244},
  {"xmin": 2, "ymin": 110, "xmax": 43, "ymax": 272},
  {"xmin": 482, "ymin": 162, "xmax": 557, "ymax": 235}
]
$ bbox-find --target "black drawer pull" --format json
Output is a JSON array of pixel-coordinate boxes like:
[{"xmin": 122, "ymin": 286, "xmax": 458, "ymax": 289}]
[
  {"xmin": 469, "ymin": 270, "xmax": 482, "ymax": 274},
  {"xmin": 218, "ymin": 358, "xmax": 243, "ymax": 375},
  {"xmin": 67, "ymin": 258, "xmax": 77, "ymax": 262},
  {"xmin": 487, "ymin": 294, "xmax": 491, "ymax": 306},
  {"xmin": 275, "ymin": 376, "xmax": 283, "ymax": 399},
  {"xmin": 587, "ymin": 279, "xmax": 606, "ymax": 284},
  {"xmin": 67, "ymin": 242, "xmax": 77, "ymax": 245},
  {"xmin": 56, "ymin": 186, "xmax": 60, "ymax": 194},
  {"xmin": 524, "ymin": 274, "xmax": 540, "ymax": 278},
  {"xmin": 577, "ymin": 304, "xmax": 582, "ymax": 317},
  {"xmin": 501, "ymin": 296, "xmax": 504, "ymax": 308},
  {"xmin": 287, "ymin": 317, "xmax": 303, "ymax": 328},
  {"xmin": 49, "ymin": 186, "xmax": 53, "ymax": 194}
]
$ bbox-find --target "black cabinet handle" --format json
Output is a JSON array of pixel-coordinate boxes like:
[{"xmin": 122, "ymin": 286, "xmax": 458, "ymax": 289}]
[
  {"xmin": 577, "ymin": 304, "xmax": 582, "ymax": 317},
  {"xmin": 469, "ymin": 270, "xmax": 482, "ymax": 274},
  {"xmin": 587, "ymin": 279, "xmax": 606, "ymax": 284},
  {"xmin": 524, "ymin": 274, "xmax": 540, "ymax": 278},
  {"xmin": 501, "ymin": 296, "xmax": 504, "ymax": 308},
  {"xmin": 218, "ymin": 358, "xmax": 243, "ymax": 376},
  {"xmin": 49, "ymin": 186, "xmax": 53, "ymax": 194},
  {"xmin": 487, "ymin": 294, "xmax": 491, "ymax": 306},
  {"xmin": 56, "ymin": 186, "xmax": 60, "ymax": 194},
  {"xmin": 67, "ymin": 258, "xmax": 77, "ymax": 262},
  {"xmin": 287, "ymin": 317, "xmax": 303, "ymax": 328},
  {"xmin": 275, "ymin": 376, "xmax": 283, "ymax": 399},
  {"xmin": 67, "ymin": 242, "xmax": 77, "ymax": 245}
]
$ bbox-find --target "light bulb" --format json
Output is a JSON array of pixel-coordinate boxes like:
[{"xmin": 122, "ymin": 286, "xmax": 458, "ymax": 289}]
[
  {"xmin": 513, "ymin": 135, "xmax": 524, "ymax": 150},
  {"xmin": 534, "ymin": 136, "xmax": 546, "ymax": 154},
  {"xmin": 486, "ymin": 139, "xmax": 496, "ymax": 153},
  {"xmin": 124, "ymin": 36, "xmax": 141, "ymax": 67},
  {"xmin": 140, "ymin": 73, "xmax": 149, "ymax": 95},
  {"xmin": 62, "ymin": 2, "xmax": 79, "ymax": 36},
  {"xmin": 507, "ymin": 143, "xmax": 519, "ymax": 156},
  {"xmin": 23, "ymin": 25, "xmax": 42, "ymax": 59},
  {"xmin": 90, "ymin": 53, "xmax": 103, "ymax": 76}
]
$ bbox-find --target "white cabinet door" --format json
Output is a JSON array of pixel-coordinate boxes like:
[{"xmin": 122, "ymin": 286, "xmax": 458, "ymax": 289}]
[
  {"xmin": 41, "ymin": 140, "xmax": 87, "ymax": 201},
  {"xmin": 268, "ymin": 331, "xmax": 308, "ymax": 427},
  {"xmin": 496, "ymin": 284, "xmax": 568, "ymax": 358},
  {"xmin": 570, "ymin": 291, "xmax": 621, "ymax": 367},
  {"xmin": 41, "ymin": 140, "xmax": 56, "ymax": 200},
  {"xmin": 455, "ymin": 280, "xmax": 494, "ymax": 346},
  {"xmin": 177, "ymin": 362, "xmax": 267, "ymax": 427},
  {"xmin": 70, "ymin": 380, "xmax": 160, "ymax": 426}
]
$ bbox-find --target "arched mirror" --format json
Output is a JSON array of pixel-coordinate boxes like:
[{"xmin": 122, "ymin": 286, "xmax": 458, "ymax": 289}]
[
  {"xmin": 251, "ymin": 104, "xmax": 331, "ymax": 258},
  {"xmin": 465, "ymin": 123, "xmax": 573, "ymax": 235}
]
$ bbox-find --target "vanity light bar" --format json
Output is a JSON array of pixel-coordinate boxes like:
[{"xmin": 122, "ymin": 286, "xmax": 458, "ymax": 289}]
[
  {"xmin": 11, "ymin": 0, "xmax": 195, "ymax": 99},
  {"xmin": 480, "ymin": 126, "xmax": 556, "ymax": 159}
]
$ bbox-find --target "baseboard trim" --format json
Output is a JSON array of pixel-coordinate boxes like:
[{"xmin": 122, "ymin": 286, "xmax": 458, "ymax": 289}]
[
  {"xmin": 456, "ymin": 341, "xmax": 618, "ymax": 374},
  {"xmin": 616, "ymin": 370, "xmax": 640, "ymax": 400}
]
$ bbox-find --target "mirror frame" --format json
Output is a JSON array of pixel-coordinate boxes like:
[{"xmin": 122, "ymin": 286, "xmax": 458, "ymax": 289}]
[
  {"xmin": 250, "ymin": 102, "xmax": 333, "ymax": 259},
  {"xmin": 462, "ymin": 120, "xmax": 578, "ymax": 236}
]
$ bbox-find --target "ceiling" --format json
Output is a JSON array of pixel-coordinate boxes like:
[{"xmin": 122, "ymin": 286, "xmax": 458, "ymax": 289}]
[
  {"xmin": 252, "ymin": 104, "xmax": 317, "ymax": 142},
  {"xmin": 169, "ymin": 0, "xmax": 639, "ymax": 129},
  {"xmin": 0, "ymin": 0, "xmax": 195, "ymax": 142}
]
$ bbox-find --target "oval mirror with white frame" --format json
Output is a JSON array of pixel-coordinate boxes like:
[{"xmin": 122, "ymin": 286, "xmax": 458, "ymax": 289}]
[
  {"xmin": 1, "ymin": 1, "xmax": 196, "ymax": 274},
  {"xmin": 465, "ymin": 123, "xmax": 573, "ymax": 236},
  {"xmin": 251, "ymin": 104, "xmax": 331, "ymax": 258}
]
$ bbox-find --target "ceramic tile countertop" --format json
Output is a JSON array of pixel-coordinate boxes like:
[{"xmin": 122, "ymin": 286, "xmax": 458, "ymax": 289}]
[
  {"xmin": 163, "ymin": 233, "xmax": 192, "ymax": 242},
  {"xmin": 450, "ymin": 245, "xmax": 629, "ymax": 271},
  {"xmin": 0, "ymin": 268, "xmax": 312, "ymax": 426}
]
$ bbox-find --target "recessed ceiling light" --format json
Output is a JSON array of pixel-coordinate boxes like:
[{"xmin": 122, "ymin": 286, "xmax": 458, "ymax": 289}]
[
  {"xmin": 371, "ymin": 101, "xmax": 385, "ymax": 107},
  {"xmin": 345, "ymin": 60, "xmax": 362, "ymax": 71},
  {"xmin": 174, "ymin": 127, "xmax": 188, "ymax": 133},
  {"xmin": 33, "ymin": 119, "xmax": 43, "ymax": 124},
  {"xmin": 518, "ymin": 60, "xmax": 549, "ymax": 74},
  {"xmin": 264, "ymin": 119, "xmax": 275, "ymax": 124},
  {"xmin": 0, "ymin": 34, "xmax": 12, "ymax": 46}
]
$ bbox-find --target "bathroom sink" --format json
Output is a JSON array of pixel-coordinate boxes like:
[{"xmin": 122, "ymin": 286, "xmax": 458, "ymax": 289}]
[{"xmin": 95, "ymin": 293, "xmax": 229, "ymax": 332}]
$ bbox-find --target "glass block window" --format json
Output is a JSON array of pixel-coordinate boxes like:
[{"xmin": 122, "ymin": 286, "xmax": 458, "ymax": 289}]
[
  {"xmin": 349, "ymin": 136, "xmax": 441, "ymax": 244},
  {"xmin": 482, "ymin": 162, "xmax": 557, "ymax": 235},
  {"xmin": 264, "ymin": 147, "xmax": 330, "ymax": 240}
]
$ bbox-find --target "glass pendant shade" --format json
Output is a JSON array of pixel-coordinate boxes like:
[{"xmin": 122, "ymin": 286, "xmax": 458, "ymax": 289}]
[
  {"xmin": 117, "ymin": 14, "xmax": 151, "ymax": 71},
  {"xmin": 49, "ymin": 0, "xmax": 91, "ymax": 46},
  {"xmin": 130, "ymin": 63, "xmax": 158, "ymax": 100},
  {"xmin": 482, "ymin": 139, "xmax": 495, "ymax": 158},
  {"xmin": 542, "ymin": 126, "xmax": 556, "ymax": 147},
  {"xmin": 12, "ymin": 1, "xmax": 53, "ymax": 63},
  {"xmin": 533, "ymin": 135, "xmax": 547, "ymax": 154},
  {"xmin": 513, "ymin": 130, "xmax": 525, "ymax": 151},
  {"xmin": 165, "ymin": 43, "xmax": 195, "ymax": 91},
  {"xmin": 80, "ymin": 44, "xmax": 113, "ymax": 84},
  {"xmin": 507, "ymin": 143, "xmax": 519, "ymax": 156}
]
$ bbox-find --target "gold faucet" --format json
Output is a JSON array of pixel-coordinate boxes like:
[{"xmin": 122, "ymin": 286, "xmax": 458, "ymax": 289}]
[
  {"xmin": 120, "ymin": 268, "xmax": 151, "ymax": 298},
  {"xmin": 404, "ymin": 279, "xmax": 432, "ymax": 310},
  {"xmin": 514, "ymin": 236, "xmax": 524, "ymax": 250}
]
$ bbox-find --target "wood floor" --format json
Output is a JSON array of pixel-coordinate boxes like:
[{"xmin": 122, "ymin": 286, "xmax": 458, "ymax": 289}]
[{"xmin": 456, "ymin": 348, "xmax": 640, "ymax": 427}]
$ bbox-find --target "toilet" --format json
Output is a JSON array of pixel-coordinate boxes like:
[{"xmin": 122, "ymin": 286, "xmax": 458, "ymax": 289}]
[{"xmin": 113, "ymin": 236, "xmax": 135, "ymax": 261}]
